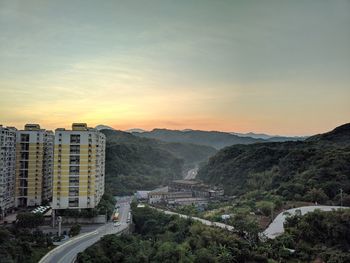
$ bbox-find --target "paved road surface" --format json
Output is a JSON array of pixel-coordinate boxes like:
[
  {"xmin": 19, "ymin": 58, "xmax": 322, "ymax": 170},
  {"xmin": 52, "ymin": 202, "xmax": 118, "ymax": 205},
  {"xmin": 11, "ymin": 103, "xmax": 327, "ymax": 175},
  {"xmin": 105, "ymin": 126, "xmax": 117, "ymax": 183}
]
[
  {"xmin": 40, "ymin": 197, "xmax": 132, "ymax": 263},
  {"xmin": 184, "ymin": 167, "xmax": 198, "ymax": 180},
  {"xmin": 263, "ymin": 205, "xmax": 347, "ymax": 239},
  {"xmin": 154, "ymin": 207, "xmax": 234, "ymax": 231},
  {"xmin": 155, "ymin": 205, "xmax": 348, "ymax": 239}
]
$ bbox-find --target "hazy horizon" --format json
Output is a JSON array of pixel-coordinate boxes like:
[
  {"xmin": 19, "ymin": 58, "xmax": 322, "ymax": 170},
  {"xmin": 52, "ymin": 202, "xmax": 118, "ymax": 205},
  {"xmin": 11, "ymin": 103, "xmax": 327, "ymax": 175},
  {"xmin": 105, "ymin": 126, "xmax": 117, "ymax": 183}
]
[{"xmin": 1, "ymin": 1, "xmax": 349, "ymax": 136}]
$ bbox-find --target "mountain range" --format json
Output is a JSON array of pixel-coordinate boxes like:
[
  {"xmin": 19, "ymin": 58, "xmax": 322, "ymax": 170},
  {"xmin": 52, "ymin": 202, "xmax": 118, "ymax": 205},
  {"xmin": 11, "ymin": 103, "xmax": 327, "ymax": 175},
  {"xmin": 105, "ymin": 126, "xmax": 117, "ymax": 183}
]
[
  {"xmin": 198, "ymin": 123, "xmax": 350, "ymax": 203},
  {"xmin": 96, "ymin": 125, "xmax": 307, "ymax": 149},
  {"xmin": 131, "ymin": 128, "xmax": 306, "ymax": 149},
  {"xmin": 100, "ymin": 129, "xmax": 216, "ymax": 195}
]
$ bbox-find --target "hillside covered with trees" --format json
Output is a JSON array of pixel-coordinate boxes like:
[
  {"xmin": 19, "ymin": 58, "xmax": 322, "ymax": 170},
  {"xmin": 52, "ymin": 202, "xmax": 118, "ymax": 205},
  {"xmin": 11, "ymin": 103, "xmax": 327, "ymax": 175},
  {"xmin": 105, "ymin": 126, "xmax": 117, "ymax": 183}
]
[
  {"xmin": 102, "ymin": 130, "xmax": 217, "ymax": 195},
  {"xmin": 198, "ymin": 123, "xmax": 350, "ymax": 204},
  {"xmin": 274, "ymin": 209, "xmax": 350, "ymax": 262},
  {"xmin": 77, "ymin": 206, "xmax": 262, "ymax": 263},
  {"xmin": 77, "ymin": 205, "xmax": 350, "ymax": 263}
]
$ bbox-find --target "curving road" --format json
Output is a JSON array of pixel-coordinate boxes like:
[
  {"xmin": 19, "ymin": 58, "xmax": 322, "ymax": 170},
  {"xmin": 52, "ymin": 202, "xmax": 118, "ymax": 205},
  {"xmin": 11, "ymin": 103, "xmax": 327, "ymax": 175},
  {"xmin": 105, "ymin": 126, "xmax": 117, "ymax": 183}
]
[
  {"xmin": 154, "ymin": 207, "xmax": 234, "ymax": 231},
  {"xmin": 154, "ymin": 205, "xmax": 349, "ymax": 240},
  {"xmin": 263, "ymin": 205, "xmax": 347, "ymax": 239},
  {"xmin": 184, "ymin": 167, "xmax": 198, "ymax": 180},
  {"xmin": 40, "ymin": 197, "xmax": 132, "ymax": 263}
]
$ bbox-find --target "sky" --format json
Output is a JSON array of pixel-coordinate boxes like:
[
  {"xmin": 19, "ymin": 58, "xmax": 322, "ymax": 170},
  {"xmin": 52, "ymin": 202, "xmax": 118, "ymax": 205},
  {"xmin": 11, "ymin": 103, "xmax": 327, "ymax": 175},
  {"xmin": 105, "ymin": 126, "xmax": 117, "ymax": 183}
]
[{"xmin": 0, "ymin": 0, "xmax": 349, "ymax": 136}]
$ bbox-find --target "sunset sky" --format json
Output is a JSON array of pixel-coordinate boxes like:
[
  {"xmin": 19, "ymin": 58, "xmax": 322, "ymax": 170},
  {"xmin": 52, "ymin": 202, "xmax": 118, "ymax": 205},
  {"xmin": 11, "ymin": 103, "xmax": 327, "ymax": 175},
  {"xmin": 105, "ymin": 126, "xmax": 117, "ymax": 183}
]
[{"xmin": 0, "ymin": 0, "xmax": 349, "ymax": 136}]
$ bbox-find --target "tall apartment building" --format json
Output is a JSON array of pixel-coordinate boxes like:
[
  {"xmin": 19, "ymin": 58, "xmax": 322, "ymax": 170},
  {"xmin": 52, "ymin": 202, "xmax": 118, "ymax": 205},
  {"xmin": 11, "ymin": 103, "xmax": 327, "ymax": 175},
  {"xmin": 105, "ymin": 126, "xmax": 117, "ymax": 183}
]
[
  {"xmin": 15, "ymin": 124, "xmax": 54, "ymax": 207},
  {"xmin": 0, "ymin": 125, "xmax": 16, "ymax": 218},
  {"xmin": 52, "ymin": 123, "xmax": 105, "ymax": 209}
]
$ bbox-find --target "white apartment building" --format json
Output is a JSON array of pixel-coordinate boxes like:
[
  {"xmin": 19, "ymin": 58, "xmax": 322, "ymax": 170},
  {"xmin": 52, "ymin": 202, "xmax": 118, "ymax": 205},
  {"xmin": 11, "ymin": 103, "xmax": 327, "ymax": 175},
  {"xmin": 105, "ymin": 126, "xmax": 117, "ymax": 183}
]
[{"xmin": 0, "ymin": 125, "xmax": 17, "ymax": 218}]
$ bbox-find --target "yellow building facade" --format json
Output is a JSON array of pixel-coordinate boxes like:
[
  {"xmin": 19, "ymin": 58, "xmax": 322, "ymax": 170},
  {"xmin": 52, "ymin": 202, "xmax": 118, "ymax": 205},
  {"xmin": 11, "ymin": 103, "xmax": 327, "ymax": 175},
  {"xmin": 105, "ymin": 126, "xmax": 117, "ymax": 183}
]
[{"xmin": 52, "ymin": 123, "xmax": 105, "ymax": 209}]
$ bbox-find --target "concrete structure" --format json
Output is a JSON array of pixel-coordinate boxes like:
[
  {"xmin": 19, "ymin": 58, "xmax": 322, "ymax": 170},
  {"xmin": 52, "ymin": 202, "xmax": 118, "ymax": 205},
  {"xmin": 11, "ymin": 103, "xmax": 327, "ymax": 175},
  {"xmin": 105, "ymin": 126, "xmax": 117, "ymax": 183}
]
[
  {"xmin": 15, "ymin": 124, "xmax": 54, "ymax": 207},
  {"xmin": 52, "ymin": 123, "xmax": 105, "ymax": 209},
  {"xmin": 168, "ymin": 197, "xmax": 208, "ymax": 206},
  {"xmin": 170, "ymin": 180, "xmax": 224, "ymax": 198},
  {"xmin": 148, "ymin": 180, "xmax": 224, "ymax": 206},
  {"xmin": 0, "ymin": 125, "xmax": 17, "ymax": 218},
  {"xmin": 148, "ymin": 191, "xmax": 168, "ymax": 204},
  {"xmin": 135, "ymin": 190, "xmax": 150, "ymax": 200},
  {"xmin": 148, "ymin": 191, "xmax": 193, "ymax": 204}
]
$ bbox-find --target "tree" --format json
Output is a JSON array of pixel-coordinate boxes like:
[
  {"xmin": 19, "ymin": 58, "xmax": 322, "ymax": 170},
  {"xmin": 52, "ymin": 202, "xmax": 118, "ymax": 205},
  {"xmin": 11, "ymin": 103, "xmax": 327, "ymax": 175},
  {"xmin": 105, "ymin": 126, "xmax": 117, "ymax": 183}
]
[
  {"xmin": 231, "ymin": 212, "xmax": 261, "ymax": 246},
  {"xmin": 256, "ymin": 201, "xmax": 275, "ymax": 217},
  {"xmin": 304, "ymin": 188, "xmax": 328, "ymax": 203},
  {"xmin": 16, "ymin": 212, "xmax": 44, "ymax": 228},
  {"xmin": 194, "ymin": 248, "xmax": 215, "ymax": 263},
  {"xmin": 69, "ymin": 224, "xmax": 81, "ymax": 236}
]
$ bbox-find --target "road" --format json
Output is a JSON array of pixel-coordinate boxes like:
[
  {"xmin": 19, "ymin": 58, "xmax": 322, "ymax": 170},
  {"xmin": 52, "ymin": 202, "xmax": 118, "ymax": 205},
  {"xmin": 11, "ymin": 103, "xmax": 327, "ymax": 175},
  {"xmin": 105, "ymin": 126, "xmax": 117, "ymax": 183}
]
[
  {"xmin": 40, "ymin": 196, "xmax": 132, "ymax": 263},
  {"xmin": 154, "ymin": 207, "xmax": 234, "ymax": 231},
  {"xmin": 263, "ymin": 205, "xmax": 347, "ymax": 239},
  {"xmin": 184, "ymin": 167, "xmax": 198, "ymax": 180},
  {"xmin": 155, "ymin": 205, "xmax": 349, "ymax": 239}
]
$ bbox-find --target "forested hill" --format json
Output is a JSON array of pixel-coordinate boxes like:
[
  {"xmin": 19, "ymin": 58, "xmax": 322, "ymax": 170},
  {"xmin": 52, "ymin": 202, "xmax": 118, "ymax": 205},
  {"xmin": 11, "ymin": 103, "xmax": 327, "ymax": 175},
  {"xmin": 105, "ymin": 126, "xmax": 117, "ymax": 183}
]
[
  {"xmin": 101, "ymin": 129, "xmax": 217, "ymax": 195},
  {"xmin": 133, "ymin": 128, "xmax": 305, "ymax": 149},
  {"xmin": 198, "ymin": 123, "xmax": 350, "ymax": 203}
]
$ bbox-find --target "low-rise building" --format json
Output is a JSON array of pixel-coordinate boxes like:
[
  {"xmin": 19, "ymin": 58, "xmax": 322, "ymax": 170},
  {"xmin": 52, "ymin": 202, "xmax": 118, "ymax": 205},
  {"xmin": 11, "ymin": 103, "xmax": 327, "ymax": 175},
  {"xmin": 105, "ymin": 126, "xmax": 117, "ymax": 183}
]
[
  {"xmin": 170, "ymin": 179, "xmax": 224, "ymax": 199},
  {"xmin": 148, "ymin": 191, "xmax": 193, "ymax": 204}
]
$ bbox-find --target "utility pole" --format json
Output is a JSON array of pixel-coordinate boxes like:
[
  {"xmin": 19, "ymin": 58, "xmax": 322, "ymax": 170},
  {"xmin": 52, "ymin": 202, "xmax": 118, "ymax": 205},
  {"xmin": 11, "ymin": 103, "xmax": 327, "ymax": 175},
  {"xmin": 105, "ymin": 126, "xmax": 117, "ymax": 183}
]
[{"xmin": 340, "ymin": 188, "xmax": 343, "ymax": 208}]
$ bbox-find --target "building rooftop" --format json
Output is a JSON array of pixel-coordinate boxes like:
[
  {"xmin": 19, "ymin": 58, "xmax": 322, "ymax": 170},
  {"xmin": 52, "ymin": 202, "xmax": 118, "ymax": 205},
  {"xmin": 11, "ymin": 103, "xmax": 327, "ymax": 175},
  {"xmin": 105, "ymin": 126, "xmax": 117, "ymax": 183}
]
[
  {"xmin": 55, "ymin": 123, "xmax": 97, "ymax": 132},
  {"xmin": 149, "ymin": 191, "xmax": 168, "ymax": 195},
  {"xmin": 172, "ymin": 180, "xmax": 201, "ymax": 185},
  {"xmin": 24, "ymin": 124, "xmax": 41, "ymax": 131}
]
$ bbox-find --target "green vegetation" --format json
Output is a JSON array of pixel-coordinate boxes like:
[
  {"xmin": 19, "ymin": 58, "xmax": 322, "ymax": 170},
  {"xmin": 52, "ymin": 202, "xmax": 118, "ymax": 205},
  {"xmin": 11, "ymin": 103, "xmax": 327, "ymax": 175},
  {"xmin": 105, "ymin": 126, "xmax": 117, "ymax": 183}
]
[
  {"xmin": 0, "ymin": 226, "xmax": 53, "ymax": 263},
  {"xmin": 77, "ymin": 206, "xmax": 264, "ymax": 263},
  {"xmin": 172, "ymin": 196, "xmax": 282, "ymax": 230},
  {"xmin": 77, "ymin": 206, "xmax": 350, "ymax": 263},
  {"xmin": 102, "ymin": 129, "xmax": 216, "ymax": 195},
  {"xmin": 16, "ymin": 213, "xmax": 44, "ymax": 229},
  {"xmin": 198, "ymin": 123, "xmax": 350, "ymax": 204},
  {"xmin": 270, "ymin": 209, "xmax": 350, "ymax": 262},
  {"xmin": 69, "ymin": 224, "xmax": 81, "ymax": 237}
]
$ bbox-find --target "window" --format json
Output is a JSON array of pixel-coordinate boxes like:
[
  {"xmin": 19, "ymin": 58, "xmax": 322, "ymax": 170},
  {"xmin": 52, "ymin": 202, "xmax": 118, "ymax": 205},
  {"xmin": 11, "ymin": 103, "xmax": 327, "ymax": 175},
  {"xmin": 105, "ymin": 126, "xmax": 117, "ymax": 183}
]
[
  {"xmin": 20, "ymin": 161, "xmax": 28, "ymax": 169},
  {"xmin": 69, "ymin": 155, "xmax": 80, "ymax": 164},
  {"xmin": 21, "ymin": 134, "xmax": 29, "ymax": 142},
  {"xmin": 21, "ymin": 143, "xmax": 29, "ymax": 151},
  {"xmin": 19, "ymin": 188, "xmax": 28, "ymax": 196},
  {"xmin": 21, "ymin": 152, "xmax": 29, "ymax": 160},
  {"xmin": 69, "ymin": 188, "xmax": 79, "ymax": 196},
  {"xmin": 69, "ymin": 178, "xmax": 79, "ymax": 186},
  {"xmin": 19, "ymin": 170, "xmax": 28, "ymax": 178},
  {"xmin": 70, "ymin": 145, "xmax": 80, "ymax": 154},
  {"xmin": 70, "ymin": 134, "xmax": 80, "ymax": 144},
  {"xmin": 19, "ymin": 179, "xmax": 28, "ymax": 187},
  {"xmin": 68, "ymin": 198, "xmax": 79, "ymax": 207},
  {"xmin": 69, "ymin": 166, "xmax": 79, "ymax": 175}
]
